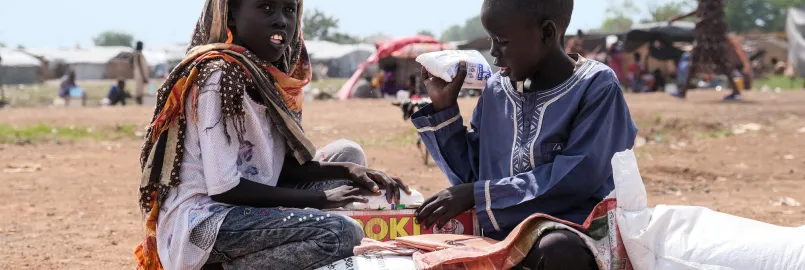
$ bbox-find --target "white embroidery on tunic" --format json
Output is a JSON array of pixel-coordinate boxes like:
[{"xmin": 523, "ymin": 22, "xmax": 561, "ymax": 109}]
[{"xmin": 501, "ymin": 60, "xmax": 598, "ymax": 175}]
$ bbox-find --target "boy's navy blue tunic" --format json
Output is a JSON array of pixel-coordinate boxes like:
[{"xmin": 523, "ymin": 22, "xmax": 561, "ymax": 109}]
[{"xmin": 412, "ymin": 57, "xmax": 637, "ymax": 240}]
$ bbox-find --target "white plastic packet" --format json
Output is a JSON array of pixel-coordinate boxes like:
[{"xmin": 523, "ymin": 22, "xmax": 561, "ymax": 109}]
[
  {"xmin": 344, "ymin": 189, "xmax": 425, "ymax": 210},
  {"xmin": 416, "ymin": 50, "xmax": 493, "ymax": 89}
]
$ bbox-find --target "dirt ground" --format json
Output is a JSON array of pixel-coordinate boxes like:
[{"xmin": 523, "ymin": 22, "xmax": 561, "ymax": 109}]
[{"xmin": 1, "ymin": 91, "xmax": 804, "ymax": 269}]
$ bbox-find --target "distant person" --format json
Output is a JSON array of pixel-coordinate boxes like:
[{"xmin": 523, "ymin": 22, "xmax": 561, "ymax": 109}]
[
  {"xmin": 606, "ymin": 35, "xmax": 626, "ymax": 85},
  {"xmin": 0, "ymin": 55, "xmax": 6, "ymax": 107},
  {"xmin": 58, "ymin": 71, "xmax": 86, "ymax": 106},
  {"xmin": 352, "ymin": 75, "xmax": 376, "ymax": 98},
  {"xmin": 565, "ymin": 29, "xmax": 585, "ymax": 56},
  {"xmin": 771, "ymin": 57, "xmax": 787, "ymax": 75},
  {"xmin": 107, "ymin": 79, "xmax": 130, "ymax": 106},
  {"xmin": 133, "ymin": 41, "xmax": 150, "ymax": 105},
  {"xmin": 628, "ymin": 53, "xmax": 647, "ymax": 92},
  {"xmin": 380, "ymin": 61, "xmax": 401, "ymax": 98},
  {"xmin": 406, "ymin": 74, "xmax": 420, "ymax": 98},
  {"xmin": 669, "ymin": 0, "xmax": 742, "ymax": 100},
  {"xmin": 651, "ymin": 68, "xmax": 666, "ymax": 92},
  {"xmin": 678, "ymin": 51, "xmax": 692, "ymax": 89}
]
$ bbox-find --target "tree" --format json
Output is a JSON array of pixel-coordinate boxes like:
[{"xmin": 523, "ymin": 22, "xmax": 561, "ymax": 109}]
[
  {"xmin": 461, "ymin": 16, "xmax": 486, "ymax": 41},
  {"xmin": 723, "ymin": 0, "xmax": 805, "ymax": 33},
  {"xmin": 441, "ymin": 25, "xmax": 464, "ymax": 41},
  {"xmin": 302, "ymin": 8, "xmax": 362, "ymax": 44},
  {"xmin": 303, "ymin": 9, "xmax": 339, "ymax": 41},
  {"xmin": 598, "ymin": 0, "xmax": 639, "ymax": 32},
  {"xmin": 600, "ymin": 17, "xmax": 635, "ymax": 32},
  {"xmin": 93, "ymin": 31, "xmax": 134, "ymax": 47},
  {"xmin": 0, "ymin": 42, "xmax": 5, "ymax": 48},
  {"xmin": 644, "ymin": 0, "xmax": 693, "ymax": 23},
  {"xmin": 417, "ymin": 30, "xmax": 435, "ymax": 38},
  {"xmin": 440, "ymin": 15, "xmax": 486, "ymax": 41},
  {"xmin": 327, "ymin": 33, "xmax": 361, "ymax": 44}
]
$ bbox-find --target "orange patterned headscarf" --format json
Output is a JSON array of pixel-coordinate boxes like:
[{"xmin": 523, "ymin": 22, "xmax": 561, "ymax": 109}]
[{"xmin": 135, "ymin": 0, "xmax": 314, "ymax": 269}]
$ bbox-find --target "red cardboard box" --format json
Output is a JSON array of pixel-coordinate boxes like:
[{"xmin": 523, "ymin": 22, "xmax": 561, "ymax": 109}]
[{"xmin": 326, "ymin": 209, "xmax": 479, "ymax": 242}]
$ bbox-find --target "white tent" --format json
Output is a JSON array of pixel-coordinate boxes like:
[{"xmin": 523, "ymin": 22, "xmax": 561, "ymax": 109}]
[
  {"xmin": 25, "ymin": 47, "xmax": 131, "ymax": 80},
  {"xmin": 306, "ymin": 41, "xmax": 376, "ymax": 78},
  {"xmin": 0, "ymin": 49, "xmax": 41, "ymax": 85}
]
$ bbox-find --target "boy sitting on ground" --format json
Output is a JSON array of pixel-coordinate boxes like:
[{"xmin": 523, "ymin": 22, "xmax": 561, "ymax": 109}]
[
  {"xmin": 106, "ymin": 79, "xmax": 130, "ymax": 106},
  {"xmin": 412, "ymin": 0, "xmax": 637, "ymax": 269}
]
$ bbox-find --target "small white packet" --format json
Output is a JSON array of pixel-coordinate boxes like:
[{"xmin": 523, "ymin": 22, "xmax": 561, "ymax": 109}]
[
  {"xmin": 416, "ymin": 50, "xmax": 493, "ymax": 89},
  {"xmin": 344, "ymin": 189, "xmax": 425, "ymax": 210}
]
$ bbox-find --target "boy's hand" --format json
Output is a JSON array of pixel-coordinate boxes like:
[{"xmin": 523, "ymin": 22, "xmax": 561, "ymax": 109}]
[
  {"xmin": 416, "ymin": 183, "xmax": 474, "ymax": 229},
  {"xmin": 421, "ymin": 62, "xmax": 468, "ymax": 112},
  {"xmin": 344, "ymin": 163, "xmax": 411, "ymax": 204},
  {"xmin": 318, "ymin": 185, "xmax": 374, "ymax": 209}
]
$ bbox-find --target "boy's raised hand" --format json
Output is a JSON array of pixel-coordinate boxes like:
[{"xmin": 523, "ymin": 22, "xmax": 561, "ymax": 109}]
[{"xmin": 421, "ymin": 61, "xmax": 468, "ymax": 112}]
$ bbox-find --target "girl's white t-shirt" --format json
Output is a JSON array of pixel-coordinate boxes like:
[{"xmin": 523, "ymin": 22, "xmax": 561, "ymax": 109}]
[{"xmin": 156, "ymin": 70, "xmax": 287, "ymax": 270}]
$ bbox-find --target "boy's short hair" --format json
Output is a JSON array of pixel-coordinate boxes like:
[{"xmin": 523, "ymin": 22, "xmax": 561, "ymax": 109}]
[{"xmin": 484, "ymin": 0, "xmax": 574, "ymax": 32}]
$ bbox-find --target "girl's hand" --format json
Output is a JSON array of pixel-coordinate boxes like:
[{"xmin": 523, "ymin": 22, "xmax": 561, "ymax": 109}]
[
  {"xmin": 318, "ymin": 185, "xmax": 374, "ymax": 209},
  {"xmin": 344, "ymin": 163, "xmax": 411, "ymax": 204}
]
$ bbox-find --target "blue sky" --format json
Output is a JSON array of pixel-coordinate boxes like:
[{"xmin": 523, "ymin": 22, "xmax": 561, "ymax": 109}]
[{"xmin": 0, "ymin": 0, "xmax": 677, "ymax": 48}]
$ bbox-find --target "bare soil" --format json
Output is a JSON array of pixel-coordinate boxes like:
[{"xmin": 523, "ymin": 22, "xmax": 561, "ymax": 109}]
[{"xmin": 1, "ymin": 91, "xmax": 804, "ymax": 269}]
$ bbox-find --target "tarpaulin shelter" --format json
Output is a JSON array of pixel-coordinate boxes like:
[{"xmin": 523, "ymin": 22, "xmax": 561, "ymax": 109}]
[
  {"xmin": 625, "ymin": 21, "xmax": 695, "ymax": 63},
  {"xmin": 337, "ymin": 36, "xmax": 454, "ymax": 100},
  {"xmin": 625, "ymin": 21, "xmax": 751, "ymax": 77}
]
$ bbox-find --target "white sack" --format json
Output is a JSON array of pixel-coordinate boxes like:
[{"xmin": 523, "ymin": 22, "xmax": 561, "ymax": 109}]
[
  {"xmin": 611, "ymin": 150, "xmax": 805, "ymax": 270},
  {"xmin": 315, "ymin": 254, "xmax": 416, "ymax": 270}
]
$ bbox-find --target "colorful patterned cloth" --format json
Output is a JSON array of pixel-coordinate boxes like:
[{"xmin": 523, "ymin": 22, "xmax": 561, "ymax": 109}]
[
  {"xmin": 353, "ymin": 199, "xmax": 632, "ymax": 270},
  {"xmin": 134, "ymin": 0, "xmax": 314, "ymax": 269}
]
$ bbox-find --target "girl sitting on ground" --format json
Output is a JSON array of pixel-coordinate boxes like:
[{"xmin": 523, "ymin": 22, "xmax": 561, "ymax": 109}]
[{"xmin": 135, "ymin": 1, "xmax": 408, "ymax": 269}]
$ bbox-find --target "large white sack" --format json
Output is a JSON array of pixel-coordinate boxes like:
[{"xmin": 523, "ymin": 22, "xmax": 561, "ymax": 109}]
[
  {"xmin": 611, "ymin": 150, "xmax": 805, "ymax": 270},
  {"xmin": 315, "ymin": 254, "xmax": 416, "ymax": 270}
]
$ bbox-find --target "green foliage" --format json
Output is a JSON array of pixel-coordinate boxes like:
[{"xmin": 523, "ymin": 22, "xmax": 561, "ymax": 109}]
[
  {"xmin": 440, "ymin": 16, "xmax": 485, "ymax": 41},
  {"xmin": 417, "ymin": 30, "xmax": 436, "ymax": 38},
  {"xmin": 93, "ymin": 31, "xmax": 134, "ymax": 47},
  {"xmin": 303, "ymin": 9, "xmax": 361, "ymax": 44},
  {"xmin": 303, "ymin": 9, "xmax": 340, "ymax": 40},
  {"xmin": 327, "ymin": 33, "xmax": 361, "ymax": 44},
  {"xmin": 644, "ymin": 0, "xmax": 694, "ymax": 23},
  {"xmin": 600, "ymin": 17, "xmax": 635, "ymax": 32},
  {"xmin": 441, "ymin": 25, "xmax": 464, "ymax": 41},
  {"xmin": 599, "ymin": 0, "xmax": 639, "ymax": 32},
  {"xmin": 0, "ymin": 124, "xmax": 137, "ymax": 144},
  {"xmin": 724, "ymin": 0, "xmax": 805, "ymax": 33}
]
